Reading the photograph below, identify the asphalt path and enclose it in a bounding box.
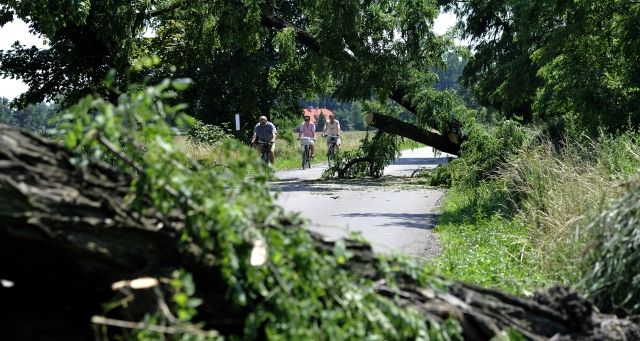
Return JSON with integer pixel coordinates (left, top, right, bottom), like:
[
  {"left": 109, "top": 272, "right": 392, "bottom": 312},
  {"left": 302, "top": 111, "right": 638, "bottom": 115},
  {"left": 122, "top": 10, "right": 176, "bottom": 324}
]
[{"left": 272, "top": 147, "right": 452, "bottom": 259}]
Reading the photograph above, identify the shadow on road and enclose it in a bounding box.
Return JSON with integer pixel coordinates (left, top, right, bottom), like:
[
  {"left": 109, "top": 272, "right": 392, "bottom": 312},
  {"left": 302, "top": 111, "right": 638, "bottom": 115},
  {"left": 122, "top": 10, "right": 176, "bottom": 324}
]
[
  {"left": 338, "top": 212, "right": 439, "bottom": 229},
  {"left": 272, "top": 176, "right": 426, "bottom": 193},
  {"left": 391, "top": 157, "right": 451, "bottom": 166}
]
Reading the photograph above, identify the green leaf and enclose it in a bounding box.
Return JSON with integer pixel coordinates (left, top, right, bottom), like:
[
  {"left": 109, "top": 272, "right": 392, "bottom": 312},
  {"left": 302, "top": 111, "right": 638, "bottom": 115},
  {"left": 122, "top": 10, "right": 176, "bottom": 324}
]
[
  {"left": 171, "top": 78, "right": 192, "bottom": 91},
  {"left": 64, "top": 131, "right": 77, "bottom": 148}
]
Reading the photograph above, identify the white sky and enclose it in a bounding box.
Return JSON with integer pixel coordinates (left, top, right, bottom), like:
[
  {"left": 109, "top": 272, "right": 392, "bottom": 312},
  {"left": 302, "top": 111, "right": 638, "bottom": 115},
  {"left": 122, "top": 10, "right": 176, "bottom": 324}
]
[
  {"left": 433, "top": 11, "right": 456, "bottom": 36},
  {"left": 0, "top": 12, "right": 457, "bottom": 101},
  {"left": 0, "top": 18, "right": 47, "bottom": 100}
]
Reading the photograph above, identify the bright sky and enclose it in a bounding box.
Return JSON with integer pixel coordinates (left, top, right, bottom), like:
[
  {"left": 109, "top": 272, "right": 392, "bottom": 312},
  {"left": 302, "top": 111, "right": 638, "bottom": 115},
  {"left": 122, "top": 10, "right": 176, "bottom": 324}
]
[
  {"left": 433, "top": 11, "right": 456, "bottom": 36},
  {"left": 0, "top": 12, "right": 457, "bottom": 101},
  {"left": 0, "top": 18, "right": 47, "bottom": 100}
]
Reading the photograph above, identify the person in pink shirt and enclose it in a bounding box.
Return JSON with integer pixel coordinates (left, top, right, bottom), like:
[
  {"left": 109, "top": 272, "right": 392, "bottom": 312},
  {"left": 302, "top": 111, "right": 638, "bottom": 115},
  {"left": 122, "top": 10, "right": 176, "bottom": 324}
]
[{"left": 297, "top": 115, "right": 316, "bottom": 158}]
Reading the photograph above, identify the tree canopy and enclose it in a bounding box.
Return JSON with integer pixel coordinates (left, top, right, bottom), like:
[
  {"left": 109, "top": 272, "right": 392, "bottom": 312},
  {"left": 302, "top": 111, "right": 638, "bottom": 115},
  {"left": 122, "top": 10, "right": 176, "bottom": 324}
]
[
  {"left": 444, "top": 0, "right": 640, "bottom": 134},
  {"left": 1, "top": 0, "right": 459, "bottom": 136}
]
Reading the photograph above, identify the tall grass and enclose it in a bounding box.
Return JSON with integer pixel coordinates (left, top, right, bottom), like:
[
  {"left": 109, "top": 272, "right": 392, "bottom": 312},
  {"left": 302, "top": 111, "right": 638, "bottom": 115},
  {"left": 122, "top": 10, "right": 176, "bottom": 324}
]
[{"left": 431, "top": 130, "right": 640, "bottom": 295}]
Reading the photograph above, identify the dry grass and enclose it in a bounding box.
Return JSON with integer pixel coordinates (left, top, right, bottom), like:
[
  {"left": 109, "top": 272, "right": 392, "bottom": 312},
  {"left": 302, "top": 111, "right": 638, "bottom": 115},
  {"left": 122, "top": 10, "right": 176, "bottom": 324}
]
[{"left": 499, "top": 137, "right": 640, "bottom": 282}]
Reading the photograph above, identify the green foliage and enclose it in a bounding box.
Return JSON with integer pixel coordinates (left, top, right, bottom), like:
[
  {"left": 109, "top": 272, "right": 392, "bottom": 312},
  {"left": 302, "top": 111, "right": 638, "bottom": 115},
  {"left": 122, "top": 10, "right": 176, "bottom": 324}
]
[
  {"left": 433, "top": 125, "right": 640, "bottom": 296},
  {"left": 323, "top": 130, "right": 401, "bottom": 178},
  {"left": 439, "top": 118, "right": 533, "bottom": 190},
  {"left": 445, "top": 0, "right": 640, "bottom": 133},
  {"left": 433, "top": 50, "right": 476, "bottom": 109},
  {"left": 582, "top": 180, "right": 640, "bottom": 314},
  {"left": 592, "top": 130, "right": 640, "bottom": 179},
  {"left": 1, "top": 0, "right": 149, "bottom": 107},
  {"left": 271, "top": 116, "right": 297, "bottom": 145},
  {"left": 56, "top": 72, "right": 462, "bottom": 339},
  {"left": 0, "top": 97, "right": 59, "bottom": 133},
  {"left": 187, "top": 120, "right": 231, "bottom": 146},
  {"left": 431, "top": 187, "right": 547, "bottom": 295},
  {"left": 416, "top": 159, "right": 453, "bottom": 188},
  {"left": 1, "top": 1, "right": 450, "bottom": 143}
]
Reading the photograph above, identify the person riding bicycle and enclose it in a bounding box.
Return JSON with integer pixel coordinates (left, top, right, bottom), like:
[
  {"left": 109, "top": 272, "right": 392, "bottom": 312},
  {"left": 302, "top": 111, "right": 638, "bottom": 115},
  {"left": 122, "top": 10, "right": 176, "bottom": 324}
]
[
  {"left": 322, "top": 114, "right": 341, "bottom": 151},
  {"left": 251, "top": 115, "right": 276, "bottom": 163},
  {"left": 297, "top": 115, "right": 316, "bottom": 158}
]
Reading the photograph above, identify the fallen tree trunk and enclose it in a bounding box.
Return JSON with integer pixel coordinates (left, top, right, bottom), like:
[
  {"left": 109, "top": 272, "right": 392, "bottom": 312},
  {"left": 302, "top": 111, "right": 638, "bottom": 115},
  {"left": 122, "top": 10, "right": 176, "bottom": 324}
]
[
  {"left": 0, "top": 125, "right": 637, "bottom": 340},
  {"left": 366, "top": 111, "right": 461, "bottom": 156}
]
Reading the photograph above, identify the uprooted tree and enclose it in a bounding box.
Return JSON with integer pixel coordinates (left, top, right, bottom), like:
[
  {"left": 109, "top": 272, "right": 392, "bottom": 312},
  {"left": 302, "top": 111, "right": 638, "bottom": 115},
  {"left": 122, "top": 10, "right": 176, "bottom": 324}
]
[{"left": 1, "top": 77, "right": 638, "bottom": 340}]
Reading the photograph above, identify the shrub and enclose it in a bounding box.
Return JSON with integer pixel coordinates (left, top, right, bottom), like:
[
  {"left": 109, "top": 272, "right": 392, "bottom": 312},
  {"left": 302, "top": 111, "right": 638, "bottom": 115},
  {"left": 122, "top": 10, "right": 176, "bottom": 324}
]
[
  {"left": 187, "top": 120, "right": 231, "bottom": 145},
  {"left": 425, "top": 118, "right": 533, "bottom": 193},
  {"left": 322, "top": 130, "right": 401, "bottom": 178},
  {"left": 581, "top": 179, "right": 640, "bottom": 314}
]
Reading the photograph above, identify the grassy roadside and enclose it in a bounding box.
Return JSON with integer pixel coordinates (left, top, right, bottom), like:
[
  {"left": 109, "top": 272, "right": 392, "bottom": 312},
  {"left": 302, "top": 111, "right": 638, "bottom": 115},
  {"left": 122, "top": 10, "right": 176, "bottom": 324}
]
[
  {"left": 426, "top": 131, "right": 640, "bottom": 296},
  {"left": 175, "top": 131, "right": 367, "bottom": 171},
  {"left": 273, "top": 131, "right": 366, "bottom": 170},
  {"left": 176, "top": 131, "right": 424, "bottom": 172}
]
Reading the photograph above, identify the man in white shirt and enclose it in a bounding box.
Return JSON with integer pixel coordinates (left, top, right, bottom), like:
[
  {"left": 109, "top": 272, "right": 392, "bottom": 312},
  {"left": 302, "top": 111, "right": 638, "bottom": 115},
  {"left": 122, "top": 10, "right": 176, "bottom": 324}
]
[
  {"left": 251, "top": 116, "right": 277, "bottom": 163},
  {"left": 322, "top": 114, "right": 341, "bottom": 150}
]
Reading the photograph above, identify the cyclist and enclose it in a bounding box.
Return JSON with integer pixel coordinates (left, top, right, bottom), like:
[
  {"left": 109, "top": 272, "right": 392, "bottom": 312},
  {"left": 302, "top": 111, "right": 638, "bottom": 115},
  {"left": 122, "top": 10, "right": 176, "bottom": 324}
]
[
  {"left": 322, "top": 113, "right": 341, "bottom": 151},
  {"left": 297, "top": 115, "right": 316, "bottom": 158},
  {"left": 251, "top": 115, "right": 276, "bottom": 163}
]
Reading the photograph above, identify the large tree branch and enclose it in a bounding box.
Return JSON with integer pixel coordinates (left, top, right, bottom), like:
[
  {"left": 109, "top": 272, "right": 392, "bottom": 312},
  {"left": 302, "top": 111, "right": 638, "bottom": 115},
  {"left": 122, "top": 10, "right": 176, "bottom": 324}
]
[
  {"left": 367, "top": 111, "right": 461, "bottom": 155},
  {"left": 259, "top": 11, "right": 321, "bottom": 52}
]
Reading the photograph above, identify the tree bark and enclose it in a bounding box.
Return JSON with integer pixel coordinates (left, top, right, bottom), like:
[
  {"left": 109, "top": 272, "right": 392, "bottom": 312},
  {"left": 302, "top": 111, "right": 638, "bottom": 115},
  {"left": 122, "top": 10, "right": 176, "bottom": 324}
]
[
  {"left": 367, "top": 111, "right": 461, "bottom": 156},
  {"left": 1, "top": 125, "right": 637, "bottom": 340}
]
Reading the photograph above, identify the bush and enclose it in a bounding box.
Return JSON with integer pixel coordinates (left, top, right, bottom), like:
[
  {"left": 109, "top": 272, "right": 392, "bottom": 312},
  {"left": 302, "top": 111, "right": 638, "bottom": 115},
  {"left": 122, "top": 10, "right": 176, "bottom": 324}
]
[
  {"left": 322, "top": 130, "right": 401, "bottom": 178},
  {"left": 187, "top": 120, "right": 231, "bottom": 145},
  {"left": 424, "top": 118, "right": 533, "bottom": 194},
  {"left": 582, "top": 179, "right": 640, "bottom": 314},
  {"left": 416, "top": 163, "right": 453, "bottom": 187}
]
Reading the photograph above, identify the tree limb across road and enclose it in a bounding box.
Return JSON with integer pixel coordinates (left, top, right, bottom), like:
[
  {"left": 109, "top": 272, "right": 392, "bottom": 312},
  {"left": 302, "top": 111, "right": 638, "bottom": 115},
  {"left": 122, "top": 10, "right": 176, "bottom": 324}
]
[
  {"left": 0, "top": 124, "right": 636, "bottom": 339},
  {"left": 367, "top": 111, "right": 461, "bottom": 156}
]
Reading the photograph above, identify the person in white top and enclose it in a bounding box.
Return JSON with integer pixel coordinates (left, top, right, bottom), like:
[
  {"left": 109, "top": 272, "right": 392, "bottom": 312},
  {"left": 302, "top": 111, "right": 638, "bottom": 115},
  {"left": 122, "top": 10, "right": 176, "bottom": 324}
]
[
  {"left": 322, "top": 114, "right": 341, "bottom": 150},
  {"left": 297, "top": 115, "right": 316, "bottom": 158}
]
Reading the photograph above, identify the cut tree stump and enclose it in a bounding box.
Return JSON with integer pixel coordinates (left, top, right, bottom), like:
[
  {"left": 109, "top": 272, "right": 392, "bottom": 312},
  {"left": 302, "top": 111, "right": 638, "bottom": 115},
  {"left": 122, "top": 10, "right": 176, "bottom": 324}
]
[{"left": 0, "top": 124, "right": 637, "bottom": 340}]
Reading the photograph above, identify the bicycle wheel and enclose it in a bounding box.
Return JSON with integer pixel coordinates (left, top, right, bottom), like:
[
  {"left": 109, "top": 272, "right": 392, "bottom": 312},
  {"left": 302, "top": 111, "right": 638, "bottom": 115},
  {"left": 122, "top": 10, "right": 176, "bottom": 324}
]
[
  {"left": 302, "top": 146, "right": 308, "bottom": 169},
  {"left": 260, "top": 144, "right": 270, "bottom": 163},
  {"left": 327, "top": 144, "right": 335, "bottom": 167}
]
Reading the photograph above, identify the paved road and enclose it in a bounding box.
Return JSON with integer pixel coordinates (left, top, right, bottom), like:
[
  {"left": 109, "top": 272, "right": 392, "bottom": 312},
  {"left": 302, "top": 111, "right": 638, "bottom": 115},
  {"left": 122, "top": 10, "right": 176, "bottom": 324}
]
[{"left": 272, "top": 147, "right": 452, "bottom": 259}]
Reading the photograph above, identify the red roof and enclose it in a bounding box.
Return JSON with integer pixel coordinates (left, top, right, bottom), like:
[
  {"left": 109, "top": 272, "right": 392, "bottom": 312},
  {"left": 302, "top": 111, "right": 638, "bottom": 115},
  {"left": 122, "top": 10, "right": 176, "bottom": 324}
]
[{"left": 302, "top": 108, "right": 334, "bottom": 124}]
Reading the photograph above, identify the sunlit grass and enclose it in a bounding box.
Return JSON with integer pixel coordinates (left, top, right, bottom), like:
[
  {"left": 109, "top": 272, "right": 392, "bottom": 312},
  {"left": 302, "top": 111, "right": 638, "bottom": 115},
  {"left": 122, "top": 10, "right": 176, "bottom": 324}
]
[
  {"left": 430, "top": 132, "right": 640, "bottom": 295},
  {"left": 176, "top": 130, "right": 426, "bottom": 171},
  {"left": 175, "top": 131, "right": 379, "bottom": 171},
  {"left": 274, "top": 131, "right": 367, "bottom": 170}
]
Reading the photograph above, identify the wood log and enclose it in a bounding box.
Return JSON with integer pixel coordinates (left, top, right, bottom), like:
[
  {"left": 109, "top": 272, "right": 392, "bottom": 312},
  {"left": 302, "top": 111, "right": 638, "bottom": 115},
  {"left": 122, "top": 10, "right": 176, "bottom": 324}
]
[
  {"left": 366, "top": 111, "right": 461, "bottom": 156},
  {"left": 1, "top": 124, "right": 637, "bottom": 340}
]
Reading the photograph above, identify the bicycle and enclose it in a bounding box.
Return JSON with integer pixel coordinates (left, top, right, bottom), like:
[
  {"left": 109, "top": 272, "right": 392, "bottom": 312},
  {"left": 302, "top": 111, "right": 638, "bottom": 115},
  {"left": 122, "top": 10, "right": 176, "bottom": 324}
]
[
  {"left": 325, "top": 134, "right": 339, "bottom": 167},
  {"left": 299, "top": 137, "right": 315, "bottom": 169},
  {"left": 256, "top": 141, "right": 272, "bottom": 164}
]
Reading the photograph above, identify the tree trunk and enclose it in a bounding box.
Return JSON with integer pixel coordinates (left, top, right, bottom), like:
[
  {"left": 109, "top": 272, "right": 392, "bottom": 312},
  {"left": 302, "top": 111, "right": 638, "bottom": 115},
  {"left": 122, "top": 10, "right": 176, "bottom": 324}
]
[
  {"left": 366, "top": 111, "right": 461, "bottom": 156},
  {"left": 1, "top": 125, "right": 637, "bottom": 340}
]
